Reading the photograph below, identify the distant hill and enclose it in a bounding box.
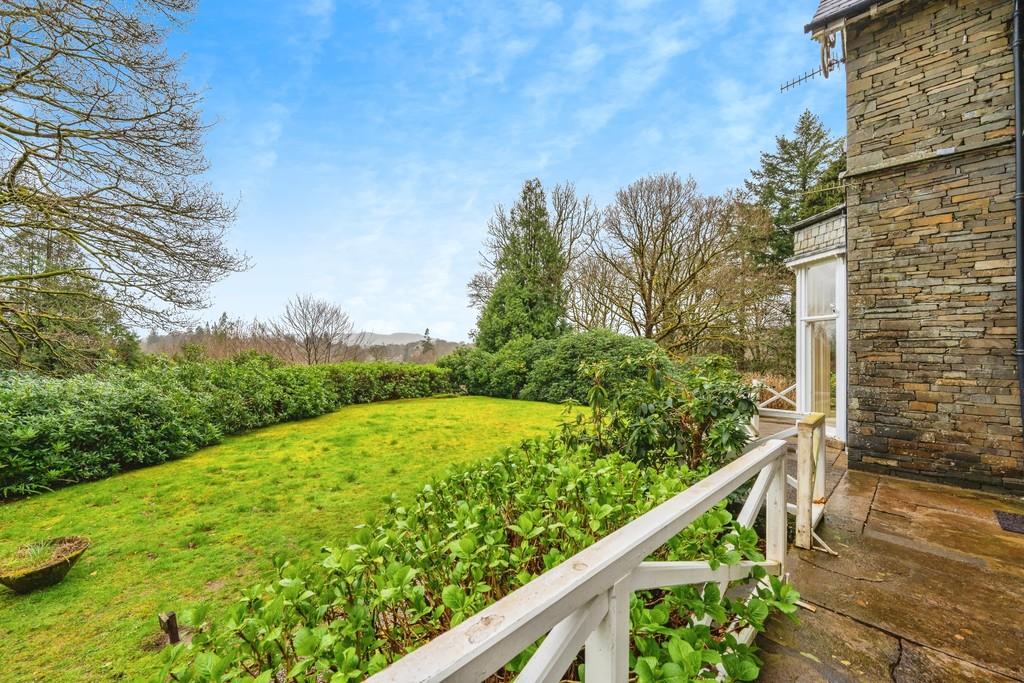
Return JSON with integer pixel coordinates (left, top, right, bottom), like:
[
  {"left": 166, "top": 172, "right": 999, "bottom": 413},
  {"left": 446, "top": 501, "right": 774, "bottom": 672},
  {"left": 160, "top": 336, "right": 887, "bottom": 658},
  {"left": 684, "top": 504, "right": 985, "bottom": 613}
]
[
  {"left": 355, "top": 332, "right": 430, "bottom": 347},
  {"left": 357, "top": 332, "right": 466, "bottom": 363}
]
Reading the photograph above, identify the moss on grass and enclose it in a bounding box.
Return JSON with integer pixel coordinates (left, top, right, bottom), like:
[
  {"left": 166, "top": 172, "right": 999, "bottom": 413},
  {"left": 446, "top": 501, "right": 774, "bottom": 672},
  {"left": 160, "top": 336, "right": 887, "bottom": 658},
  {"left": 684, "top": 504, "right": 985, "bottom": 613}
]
[{"left": 0, "top": 396, "right": 565, "bottom": 682}]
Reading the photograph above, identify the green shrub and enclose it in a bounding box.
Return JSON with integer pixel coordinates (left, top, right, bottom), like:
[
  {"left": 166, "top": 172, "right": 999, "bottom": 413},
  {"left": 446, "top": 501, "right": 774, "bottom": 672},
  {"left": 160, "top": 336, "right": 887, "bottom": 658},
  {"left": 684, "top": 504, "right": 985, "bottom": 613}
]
[
  {"left": 153, "top": 437, "right": 798, "bottom": 682},
  {"left": 520, "top": 329, "right": 668, "bottom": 403},
  {"left": 164, "top": 356, "right": 287, "bottom": 433},
  {"left": 0, "top": 359, "right": 452, "bottom": 499},
  {"left": 439, "top": 330, "right": 670, "bottom": 403},
  {"left": 434, "top": 345, "right": 489, "bottom": 394},
  {"left": 0, "top": 368, "right": 214, "bottom": 498},
  {"left": 565, "top": 353, "right": 757, "bottom": 468},
  {"left": 323, "top": 363, "right": 450, "bottom": 404}
]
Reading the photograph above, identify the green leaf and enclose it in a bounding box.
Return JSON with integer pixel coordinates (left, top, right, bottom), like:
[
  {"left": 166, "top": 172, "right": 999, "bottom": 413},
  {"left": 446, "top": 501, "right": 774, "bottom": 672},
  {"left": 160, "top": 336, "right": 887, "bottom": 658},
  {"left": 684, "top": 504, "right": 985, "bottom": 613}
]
[
  {"left": 667, "top": 637, "right": 693, "bottom": 663},
  {"left": 441, "top": 584, "right": 466, "bottom": 611},
  {"left": 293, "top": 627, "right": 319, "bottom": 657},
  {"left": 634, "top": 657, "right": 657, "bottom": 683},
  {"left": 191, "top": 652, "right": 224, "bottom": 681},
  {"left": 746, "top": 597, "right": 770, "bottom": 626},
  {"left": 724, "top": 654, "right": 760, "bottom": 682}
]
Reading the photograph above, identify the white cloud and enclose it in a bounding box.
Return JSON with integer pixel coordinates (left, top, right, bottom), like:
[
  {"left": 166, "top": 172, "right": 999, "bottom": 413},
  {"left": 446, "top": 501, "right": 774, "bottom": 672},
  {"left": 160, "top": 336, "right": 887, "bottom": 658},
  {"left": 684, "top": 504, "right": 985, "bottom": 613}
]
[
  {"left": 619, "top": 0, "right": 660, "bottom": 10},
  {"left": 568, "top": 43, "right": 603, "bottom": 72},
  {"left": 638, "top": 126, "right": 663, "bottom": 146},
  {"left": 566, "top": 20, "right": 693, "bottom": 143},
  {"left": 199, "top": 0, "right": 847, "bottom": 339}
]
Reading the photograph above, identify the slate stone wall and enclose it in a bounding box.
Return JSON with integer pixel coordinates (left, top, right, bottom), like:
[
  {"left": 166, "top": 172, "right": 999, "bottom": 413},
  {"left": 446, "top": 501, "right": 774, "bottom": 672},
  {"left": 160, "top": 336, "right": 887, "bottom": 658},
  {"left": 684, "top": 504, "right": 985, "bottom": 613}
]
[
  {"left": 793, "top": 212, "right": 846, "bottom": 257},
  {"left": 843, "top": 0, "right": 1023, "bottom": 491}
]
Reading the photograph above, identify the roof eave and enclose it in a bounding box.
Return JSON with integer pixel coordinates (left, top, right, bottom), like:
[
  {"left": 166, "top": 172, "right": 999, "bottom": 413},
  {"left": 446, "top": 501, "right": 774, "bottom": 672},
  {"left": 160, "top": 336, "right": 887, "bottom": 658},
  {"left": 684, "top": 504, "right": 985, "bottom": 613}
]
[
  {"left": 803, "top": 0, "right": 883, "bottom": 34},
  {"left": 787, "top": 204, "right": 846, "bottom": 232}
]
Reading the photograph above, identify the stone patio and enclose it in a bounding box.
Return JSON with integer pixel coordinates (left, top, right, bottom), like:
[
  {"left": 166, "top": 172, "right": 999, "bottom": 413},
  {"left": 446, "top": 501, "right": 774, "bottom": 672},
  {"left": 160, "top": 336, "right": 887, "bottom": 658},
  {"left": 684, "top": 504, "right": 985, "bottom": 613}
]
[{"left": 757, "top": 451, "right": 1024, "bottom": 682}]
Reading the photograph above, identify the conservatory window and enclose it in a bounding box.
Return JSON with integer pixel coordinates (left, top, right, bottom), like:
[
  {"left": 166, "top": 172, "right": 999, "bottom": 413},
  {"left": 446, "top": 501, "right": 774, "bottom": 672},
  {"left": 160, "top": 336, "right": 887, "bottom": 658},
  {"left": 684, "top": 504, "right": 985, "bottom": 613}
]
[{"left": 795, "top": 253, "right": 846, "bottom": 441}]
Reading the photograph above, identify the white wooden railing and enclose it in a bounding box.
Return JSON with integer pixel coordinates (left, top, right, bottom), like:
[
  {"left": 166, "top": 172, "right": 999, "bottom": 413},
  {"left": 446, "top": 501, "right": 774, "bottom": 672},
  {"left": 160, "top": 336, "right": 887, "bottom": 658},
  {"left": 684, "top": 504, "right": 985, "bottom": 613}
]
[
  {"left": 752, "top": 380, "right": 799, "bottom": 421},
  {"left": 794, "top": 412, "right": 828, "bottom": 549},
  {"left": 365, "top": 437, "right": 796, "bottom": 683},
  {"left": 366, "top": 411, "right": 832, "bottom": 683},
  {"left": 749, "top": 411, "right": 830, "bottom": 551}
]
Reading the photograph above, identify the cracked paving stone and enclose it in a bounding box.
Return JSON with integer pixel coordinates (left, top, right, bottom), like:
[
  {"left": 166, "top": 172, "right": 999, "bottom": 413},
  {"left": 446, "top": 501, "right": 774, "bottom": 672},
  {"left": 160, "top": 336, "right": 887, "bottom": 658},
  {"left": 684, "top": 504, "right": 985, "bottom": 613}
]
[{"left": 758, "top": 468, "right": 1024, "bottom": 681}]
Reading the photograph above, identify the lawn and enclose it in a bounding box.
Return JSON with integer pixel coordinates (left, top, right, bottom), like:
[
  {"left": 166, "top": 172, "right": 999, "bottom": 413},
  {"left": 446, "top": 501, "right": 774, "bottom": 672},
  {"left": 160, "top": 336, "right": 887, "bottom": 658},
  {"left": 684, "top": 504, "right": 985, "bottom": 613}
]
[{"left": 0, "top": 396, "right": 566, "bottom": 682}]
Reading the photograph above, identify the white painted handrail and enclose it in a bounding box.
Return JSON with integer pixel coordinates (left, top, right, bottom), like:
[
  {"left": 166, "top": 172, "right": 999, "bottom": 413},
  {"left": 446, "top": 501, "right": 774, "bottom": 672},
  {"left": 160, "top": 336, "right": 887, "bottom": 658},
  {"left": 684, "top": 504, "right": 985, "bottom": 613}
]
[
  {"left": 365, "top": 438, "right": 790, "bottom": 683},
  {"left": 753, "top": 380, "right": 797, "bottom": 410},
  {"left": 749, "top": 380, "right": 803, "bottom": 423}
]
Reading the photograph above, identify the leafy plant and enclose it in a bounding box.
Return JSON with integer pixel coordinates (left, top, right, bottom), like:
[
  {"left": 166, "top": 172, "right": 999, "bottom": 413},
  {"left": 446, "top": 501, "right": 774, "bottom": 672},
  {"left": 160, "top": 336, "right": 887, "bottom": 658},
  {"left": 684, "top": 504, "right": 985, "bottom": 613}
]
[
  {"left": 155, "top": 434, "right": 796, "bottom": 682},
  {"left": 563, "top": 353, "right": 757, "bottom": 469}
]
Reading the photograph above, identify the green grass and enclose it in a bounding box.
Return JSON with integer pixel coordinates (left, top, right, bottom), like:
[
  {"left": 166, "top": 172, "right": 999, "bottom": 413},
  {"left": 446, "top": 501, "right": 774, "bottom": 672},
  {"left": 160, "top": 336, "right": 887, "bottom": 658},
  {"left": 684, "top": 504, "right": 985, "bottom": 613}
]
[{"left": 0, "top": 396, "right": 566, "bottom": 682}]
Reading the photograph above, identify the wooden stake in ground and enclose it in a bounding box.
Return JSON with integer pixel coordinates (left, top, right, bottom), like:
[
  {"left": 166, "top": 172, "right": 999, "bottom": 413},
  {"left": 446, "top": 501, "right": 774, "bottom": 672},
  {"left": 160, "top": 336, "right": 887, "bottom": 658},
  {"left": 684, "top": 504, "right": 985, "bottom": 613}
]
[{"left": 159, "top": 612, "right": 180, "bottom": 644}]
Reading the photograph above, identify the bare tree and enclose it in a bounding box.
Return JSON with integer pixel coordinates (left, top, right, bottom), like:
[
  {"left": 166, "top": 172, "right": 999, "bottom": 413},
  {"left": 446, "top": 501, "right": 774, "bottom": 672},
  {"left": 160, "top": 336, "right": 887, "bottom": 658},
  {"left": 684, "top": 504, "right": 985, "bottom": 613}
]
[
  {"left": 466, "top": 271, "right": 495, "bottom": 311},
  {"left": 270, "top": 295, "right": 357, "bottom": 365},
  {"left": 549, "top": 182, "right": 599, "bottom": 273},
  {"left": 565, "top": 254, "right": 624, "bottom": 331},
  {"left": 589, "top": 174, "right": 750, "bottom": 353},
  {"left": 0, "top": 0, "right": 245, "bottom": 367}
]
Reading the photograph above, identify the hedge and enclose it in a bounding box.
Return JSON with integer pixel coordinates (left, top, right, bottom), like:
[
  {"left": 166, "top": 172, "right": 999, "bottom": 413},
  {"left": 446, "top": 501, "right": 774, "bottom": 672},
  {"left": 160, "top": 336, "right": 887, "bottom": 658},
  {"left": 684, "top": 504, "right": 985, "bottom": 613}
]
[
  {"left": 0, "top": 357, "right": 451, "bottom": 499},
  {"left": 438, "top": 329, "right": 672, "bottom": 403}
]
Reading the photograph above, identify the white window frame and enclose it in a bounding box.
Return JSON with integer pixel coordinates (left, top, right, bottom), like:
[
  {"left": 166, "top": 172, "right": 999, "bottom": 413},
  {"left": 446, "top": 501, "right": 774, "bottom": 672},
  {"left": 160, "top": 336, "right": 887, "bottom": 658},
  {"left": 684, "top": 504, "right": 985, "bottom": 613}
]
[{"left": 792, "top": 248, "right": 847, "bottom": 442}]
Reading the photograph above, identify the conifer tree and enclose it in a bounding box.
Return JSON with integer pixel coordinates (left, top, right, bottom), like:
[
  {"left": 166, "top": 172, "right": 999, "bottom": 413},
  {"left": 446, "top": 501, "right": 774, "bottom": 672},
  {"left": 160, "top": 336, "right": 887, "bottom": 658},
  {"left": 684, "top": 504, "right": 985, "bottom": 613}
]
[
  {"left": 745, "top": 110, "right": 845, "bottom": 264},
  {"left": 474, "top": 179, "right": 568, "bottom": 351}
]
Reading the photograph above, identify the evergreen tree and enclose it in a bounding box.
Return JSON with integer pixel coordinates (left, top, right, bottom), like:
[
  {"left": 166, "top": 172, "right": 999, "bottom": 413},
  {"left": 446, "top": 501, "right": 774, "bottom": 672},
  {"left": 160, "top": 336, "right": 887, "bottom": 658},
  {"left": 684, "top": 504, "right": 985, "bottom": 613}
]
[
  {"left": 745, "top": 110, "right": 845, "bottom": 264},
  {"left": 1, "top": 228, "right": 140, "bottom": 372},
  {"left": 419, "top": 328, "right": 435, "bottom": 361},
  {"left": 474, "top": 179, "right": 568, "bottom": 351}
]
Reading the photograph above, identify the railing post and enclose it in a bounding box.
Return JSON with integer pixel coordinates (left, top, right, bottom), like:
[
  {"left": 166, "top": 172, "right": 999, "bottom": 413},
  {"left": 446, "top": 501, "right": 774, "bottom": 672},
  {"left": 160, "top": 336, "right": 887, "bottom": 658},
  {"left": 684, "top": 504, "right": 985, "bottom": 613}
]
[
  {"left": 814, "top": 418, "right": 827, "bottom": 505},
  {"left": 765, "top": 459, "right": 787, "bottom": 575},
  {"left": 795, "top": 413, "right": 824, "bottom": 549},
  {"left": 749, "top": 381, "right": 762, "bottom": 438},
  {"left": 584, "top": 578, "right": 630, "bottom": 683}
]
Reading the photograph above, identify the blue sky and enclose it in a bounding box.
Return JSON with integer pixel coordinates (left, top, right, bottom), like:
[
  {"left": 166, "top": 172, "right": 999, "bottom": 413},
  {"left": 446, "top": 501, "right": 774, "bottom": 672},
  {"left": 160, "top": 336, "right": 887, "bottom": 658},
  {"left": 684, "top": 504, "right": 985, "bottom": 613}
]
[{"left": 170, "top": 0, "right": 845, "bottom": 341}]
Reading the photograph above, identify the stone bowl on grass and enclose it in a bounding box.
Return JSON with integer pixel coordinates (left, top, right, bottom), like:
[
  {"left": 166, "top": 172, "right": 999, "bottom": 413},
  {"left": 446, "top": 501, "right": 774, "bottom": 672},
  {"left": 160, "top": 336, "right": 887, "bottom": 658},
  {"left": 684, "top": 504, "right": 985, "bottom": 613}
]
[{"left": 0, "top": 536, "right": 90, "bottom": 594}]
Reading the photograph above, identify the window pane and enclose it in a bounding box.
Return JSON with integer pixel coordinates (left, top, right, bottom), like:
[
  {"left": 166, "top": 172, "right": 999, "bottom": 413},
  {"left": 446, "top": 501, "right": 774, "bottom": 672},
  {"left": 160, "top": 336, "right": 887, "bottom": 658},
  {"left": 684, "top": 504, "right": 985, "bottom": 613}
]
[
  {"left": 809, "top": 319, "right": 836, "bottom": 421},
  {"left": 806, "top": 260, "right": 836, "bottom": 316}
]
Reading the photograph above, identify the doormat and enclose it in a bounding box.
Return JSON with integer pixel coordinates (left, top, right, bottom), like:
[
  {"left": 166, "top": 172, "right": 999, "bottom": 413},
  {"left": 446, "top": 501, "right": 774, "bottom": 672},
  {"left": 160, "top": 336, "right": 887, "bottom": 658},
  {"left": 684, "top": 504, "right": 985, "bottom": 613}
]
[{"left": 995, "top": 510, "right": 1024, "bottom": 534}]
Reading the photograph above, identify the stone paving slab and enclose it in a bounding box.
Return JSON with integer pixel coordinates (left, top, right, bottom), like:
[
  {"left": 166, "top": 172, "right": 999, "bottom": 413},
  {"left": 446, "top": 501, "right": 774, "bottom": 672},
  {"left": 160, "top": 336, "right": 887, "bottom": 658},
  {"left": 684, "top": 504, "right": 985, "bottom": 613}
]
[
  {"left": 758, "top": 468, "right": 1024, "bottom": 682},
  {"left": 759, "top": 606, "right": 1020, "bottom": 683},
  {"left": 759, "top": 607, "right": 897, "bottom": 682},
  {"left": 866, "top": 477, "right": 1024, "bottom": 577}
]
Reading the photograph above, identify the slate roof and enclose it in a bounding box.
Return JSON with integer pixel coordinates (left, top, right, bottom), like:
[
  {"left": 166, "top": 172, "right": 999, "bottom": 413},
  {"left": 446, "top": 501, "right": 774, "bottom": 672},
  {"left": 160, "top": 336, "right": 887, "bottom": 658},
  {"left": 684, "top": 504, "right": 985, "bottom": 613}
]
[
  {"left": 804, "top": 0, "right": 880, "bottom": 32},
  {"left": 787, "top": 203, "right": 846, "bottom": 232}
]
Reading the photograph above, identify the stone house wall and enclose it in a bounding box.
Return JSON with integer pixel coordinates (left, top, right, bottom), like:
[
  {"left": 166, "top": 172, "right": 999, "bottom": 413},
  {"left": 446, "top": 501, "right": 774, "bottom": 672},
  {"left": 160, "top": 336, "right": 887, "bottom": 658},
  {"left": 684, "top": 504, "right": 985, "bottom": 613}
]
[{"left": 843, "top": 0, "right": 1023, "bottom": 491}]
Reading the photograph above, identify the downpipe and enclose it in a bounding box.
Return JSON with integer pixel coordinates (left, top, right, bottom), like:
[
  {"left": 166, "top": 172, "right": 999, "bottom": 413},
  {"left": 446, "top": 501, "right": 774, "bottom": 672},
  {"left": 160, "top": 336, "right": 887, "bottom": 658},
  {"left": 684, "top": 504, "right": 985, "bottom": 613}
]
[{"left": 1014, "top": 0, "right": 1024, "bottom": 430}]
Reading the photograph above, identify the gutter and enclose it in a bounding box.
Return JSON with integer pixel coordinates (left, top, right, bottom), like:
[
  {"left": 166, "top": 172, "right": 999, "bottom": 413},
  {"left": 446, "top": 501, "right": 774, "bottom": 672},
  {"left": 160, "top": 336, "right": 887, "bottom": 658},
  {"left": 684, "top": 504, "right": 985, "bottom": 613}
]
[
  {"left": 805, "top": 0, "right": 878, "bottom": 33},
  {"left": 1014, "top": 0, "right": 1024, "bottom": 429}
]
